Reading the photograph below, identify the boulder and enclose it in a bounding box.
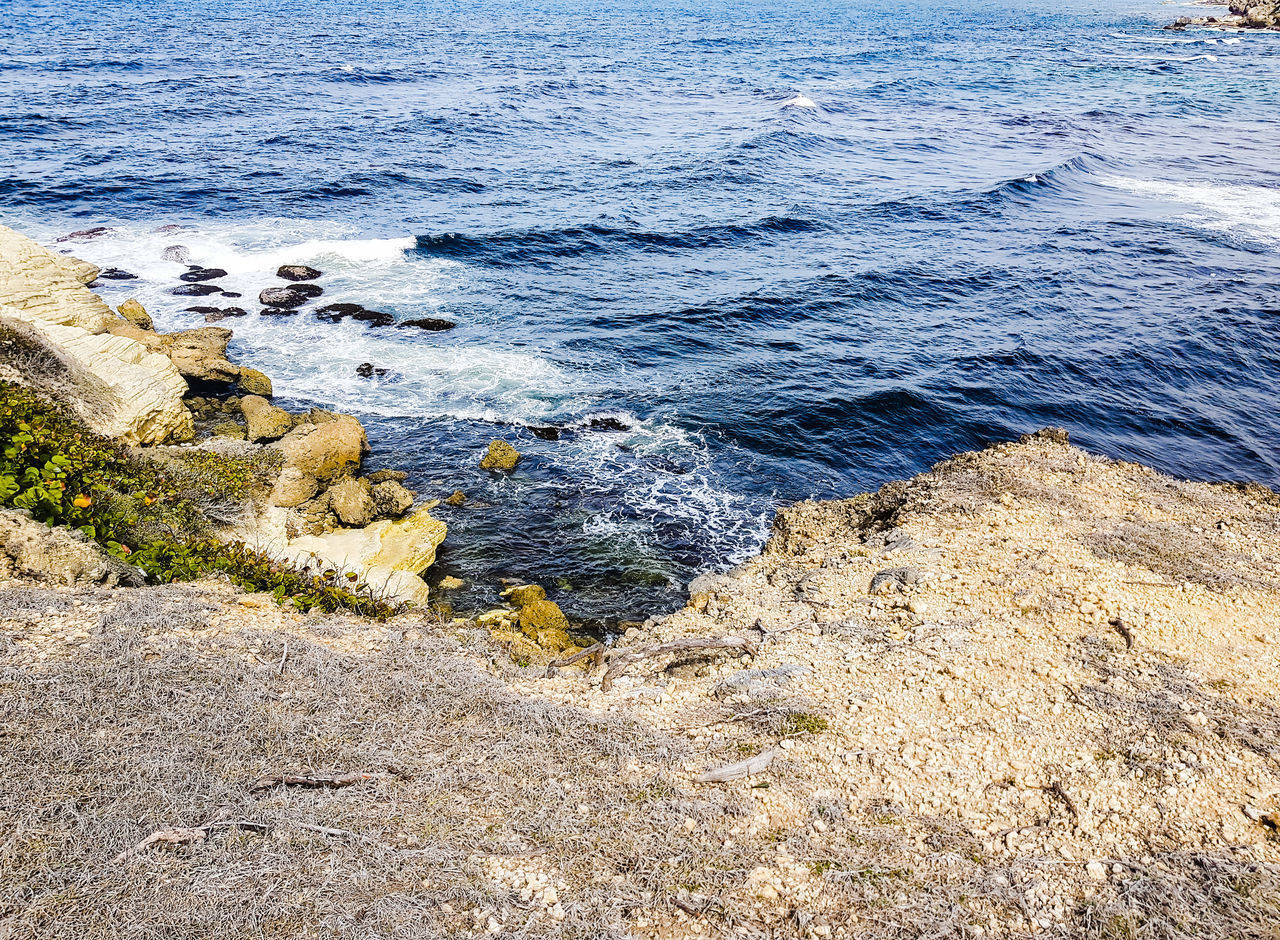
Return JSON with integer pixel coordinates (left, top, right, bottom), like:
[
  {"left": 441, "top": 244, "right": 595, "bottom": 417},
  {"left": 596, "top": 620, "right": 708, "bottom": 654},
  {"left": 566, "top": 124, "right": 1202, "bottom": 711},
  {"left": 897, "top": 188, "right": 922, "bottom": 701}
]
[
  {"left": 502, "top": 584, "right": 546, "bottom": 608},
  {"left": 277, "top": 264, "right": 321, "bottom": 281},
  {"left": 315, "top": 303, "right": 364, "bottom": 321},
  {"left": 366, "top": 469, "right": 407, "bottom": 483},
  {"left": 269, "top": 466, "right": 319, "bottom": 508},
  {"left": 259, "top": 286, "right": 313, "bottom": 308},
  {"left": 0, "top": 509, "right": 144, "bottom": 587},
  {"left": 117, "top": 299, "right": 153, "bottom": 330},
  {"left": 372, "top": 479, "right": 414, "bottom": 517},
  {"left": 239, "top": 394, "right": 293, "bottom": 442},
  {"left": 327, "top": 477, "right": 377, "bottom": 526},
  {"left": 98, "top": 268, "right": 137, "bottom": 281},
  {"left": 211, "top": 420, "right": 246, "bottom": 440},
  {"left": 517, "top": 599, "right": 575, "bottom": 652},
  {"left": 351, "top": 310, "right": 394, "bottom": 326},
  {"left": 202, "top": 308, "right": 248, "bottom": 323},
  {"left": 0, "top": 224, "right": 116, "bottom": 332},
  {"left": 236, "top": 367, "right": 273, "bottom": 397},
  {"left": 156, "top": 326, "right": 239, "bottom": 383},
  {"left": 171, "top": 284, "right": 222, "bottom": 297},
  {"left": 480, "top": 439, "right": 521, "bottom": 471},
  {"left": 273, "top": 414, "right": 369, "bottom": 481},
  {"left": 0, "top": 305, "right": 192, "bottom": 445}
]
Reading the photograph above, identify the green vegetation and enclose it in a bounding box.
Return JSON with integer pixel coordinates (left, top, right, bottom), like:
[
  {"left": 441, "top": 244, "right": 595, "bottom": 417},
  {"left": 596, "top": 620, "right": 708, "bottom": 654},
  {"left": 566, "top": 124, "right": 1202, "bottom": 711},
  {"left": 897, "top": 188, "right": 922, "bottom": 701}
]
[
  {"left": 0, "top": 382, "right": 395, "bottom": 618},
  {"left": 780, "top": 711, "right": 829, "bottom": 736}
]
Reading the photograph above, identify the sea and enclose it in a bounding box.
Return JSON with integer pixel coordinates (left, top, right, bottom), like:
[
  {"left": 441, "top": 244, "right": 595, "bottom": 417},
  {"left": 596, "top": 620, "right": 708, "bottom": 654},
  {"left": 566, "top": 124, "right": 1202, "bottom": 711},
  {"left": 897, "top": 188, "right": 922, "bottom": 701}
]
[{"left": 2, "top": 0, "right": 1278, "bottom": 624}]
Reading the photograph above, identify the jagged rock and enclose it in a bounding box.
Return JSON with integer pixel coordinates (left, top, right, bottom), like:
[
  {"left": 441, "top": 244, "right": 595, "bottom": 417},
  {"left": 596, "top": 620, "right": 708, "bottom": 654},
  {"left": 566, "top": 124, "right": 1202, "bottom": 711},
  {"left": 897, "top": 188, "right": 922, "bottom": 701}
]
[
  {"left": 366, "top": 469, "right": 407, "bottom": 483},
  {"left": 277, "top": 264, "right": 321, "bottom": 281},
  {"left": 273, "top": 414, "right": 369, "bottom": 481},
  {"left": 117, "top": 299, "right": 153, "bottom": 330},
  {"left": 399, "top": 317, "right": 456, "bottom": 332},
  {"left": 269, "top": 466, "right": 319, "bottom": 508},
  {"left": 351, "top": 310, "right": 394, "bottom": 326},
  {"left": 327, "top": 477, "right": 376, "bottom": 526},
  {"left": 0, "top": 306, "right": 193, "bottom": 445},
  {"left": 0, "top": 224, "right": 115, "bottom": 332},
  {"left": 259, "top": 307, "right": 296, "bottom": 317},
  {"left": 502, "top": 584, "right": 546, "bottom": 608},
  {"left": 372, "top": 479, "right": 414, "bottom": 517},
  {"left": 315, "top": 303, "right": 363, "bottom": 321},
  {"left": 355, "top": 362, "right": 388, "bottom": 378},
  {"left": 0, "top": 509, "right": 144, "bottom": 587},
  {"left": 179, "top": 267, "right": 228, "bottom": 283},
  {"left": 236, "top": 367, "right": 272, "bottom": 397},
  {"left": 480, "top": 440, "right": 520, "bottom": 471},
  {"left": 239, "top": 394, "right": 293, "bottom": 442},
  {"left": 444, "top": 490, "right": 467, "bottom": 506},
  {"left": 202, "top": 308, "right": 248, "bottom": 323},
  {"left": 98, "top": 268, "right": 137, "bottom": 281}
]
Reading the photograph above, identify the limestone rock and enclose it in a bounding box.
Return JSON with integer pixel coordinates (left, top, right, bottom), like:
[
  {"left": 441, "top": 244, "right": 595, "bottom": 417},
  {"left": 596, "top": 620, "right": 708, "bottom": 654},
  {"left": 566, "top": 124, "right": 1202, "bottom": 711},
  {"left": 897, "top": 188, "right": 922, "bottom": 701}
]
[
  {"left": 480, "top": 439, "right": 520, "bottom": 471},
  {"left": 117, "top": 299, "right": 153, "bottom": 330},
  {"left": 0, "top": 305, "right": 193, "bottom": 445},
  {"left": 445, "top": 490, "right": 467, "bottom": 506},
  {"left": 502, "top": 584, "right": 546, "bottom": 608},
  {"left": 273, "top": 415, "right": 369, "bottom": 481},
  {"left": 284, "top": 505, "right": 448, "bottom": 605},
  {"left": 366, "top": 469, "right": 408, "bottom": 483},
  {"left": 0, "top": 509, "right": 143, "bottom": 587},
  {"left": 211, "top": 420, "right": 246, "bottom": 440},
  {"left": 236, "top": 367, "right": 273, "bottom": 397},
  {"left": 0, "top": 224, "right": 116, "bottom": 332},
  {"left": 328, "top": 477, "right": 376, "bottom": 527},
  {"left": 518, "top": 599, "right": 575, "bottom": 651},
  {"left": 269, "top": 466, "right": 319, "bottom": 508},
  {"left": 157, "top": 326, "right": 239, "bottom": 383},
  {"left": 239, "top": 394, "right": 294, "bottom": 442},
  {"left": 372, "top": 479, "right": 414, "bottom": 517},
  {"left": 439, "top": 575, "right": 465, "bottom": 590}
]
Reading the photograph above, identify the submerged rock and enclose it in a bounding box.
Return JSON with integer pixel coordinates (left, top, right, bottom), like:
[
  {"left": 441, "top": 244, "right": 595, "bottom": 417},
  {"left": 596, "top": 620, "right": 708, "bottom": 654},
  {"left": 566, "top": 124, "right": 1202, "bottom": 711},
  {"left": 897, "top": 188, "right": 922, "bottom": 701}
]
[
  {"left": 171, "top": 283, "right": 223, "bottom": 297},
  {"left": 55, "top": 226, "right": 113, "bottom": 243},
  {"left": 202, "top": 307, "right": 248, "bottom": 323},
  {"left": 259, "top": 307, "right": 297, "bottom": 317},
  {"left": 277, "top": 264, "right": 322, "bottom": 281},
  {"left": 479, "top": 439, "right": 521, "bottom": 471},
  {"left": 355, "top": 362, "right": 388, "bottom": 378},
  {"left": 315, "top": 303, "right": 363, "bottom": 321},
  {"left": 444, "top": 490, "right": 467, "bottom": 506},
  {"left": 98, "top": 267, "right": 138, "bottom": 281},
  {"left": 399, "top": 317, "right": 456, "bottom": 332},
  {"left": 351, "top": 310, "right": 394, "bottom": 326}
]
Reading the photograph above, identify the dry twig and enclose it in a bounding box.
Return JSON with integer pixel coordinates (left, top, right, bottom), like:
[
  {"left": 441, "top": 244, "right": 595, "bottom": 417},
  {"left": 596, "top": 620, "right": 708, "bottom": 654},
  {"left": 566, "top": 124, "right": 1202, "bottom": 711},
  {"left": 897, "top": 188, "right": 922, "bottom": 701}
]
[
  {"left": 250, "top": 772, "right": 377, "bottom": 792},
  {"left": 601, "top": 636, "right": 757, "bottom": 691},
  {"left": 696, "top": 748, "right": 777, "bottom": 783}
]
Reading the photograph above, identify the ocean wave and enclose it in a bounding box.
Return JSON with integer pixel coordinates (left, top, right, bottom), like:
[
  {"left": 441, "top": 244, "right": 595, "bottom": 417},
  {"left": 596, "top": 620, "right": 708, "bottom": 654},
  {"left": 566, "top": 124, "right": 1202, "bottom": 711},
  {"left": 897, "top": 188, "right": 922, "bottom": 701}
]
[
  {"left": 413, "top": 215, "right": 826, "bottom": 266},
  {"left": 1098, "top": 176, "right": 1280, "bottom": 246}
]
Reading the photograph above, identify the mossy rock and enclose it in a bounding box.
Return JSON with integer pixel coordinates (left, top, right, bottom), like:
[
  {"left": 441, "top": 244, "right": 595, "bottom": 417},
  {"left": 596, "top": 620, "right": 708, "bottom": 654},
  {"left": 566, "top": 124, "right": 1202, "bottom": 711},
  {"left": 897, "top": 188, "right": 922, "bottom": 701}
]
[
  {"left": 479, "top": 440, "right": 520, "bottom": 471},
  {"left": 518, "top": 599, "right": 574, "bottom": 651}
]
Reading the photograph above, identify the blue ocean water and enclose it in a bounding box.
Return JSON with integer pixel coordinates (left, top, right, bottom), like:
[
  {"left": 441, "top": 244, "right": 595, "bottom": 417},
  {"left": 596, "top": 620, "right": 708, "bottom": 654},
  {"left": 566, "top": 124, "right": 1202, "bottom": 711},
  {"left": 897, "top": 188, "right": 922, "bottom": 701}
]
[{"left": 2, "top": 0, "right": 1279, "bottom": 622}]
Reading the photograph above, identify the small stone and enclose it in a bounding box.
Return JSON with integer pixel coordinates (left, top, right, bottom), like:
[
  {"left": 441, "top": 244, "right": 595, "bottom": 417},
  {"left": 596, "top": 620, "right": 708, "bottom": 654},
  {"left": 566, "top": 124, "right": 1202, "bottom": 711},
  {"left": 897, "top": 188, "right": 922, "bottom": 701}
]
[
  {"left": 1086, "top": 861, "right": 1108, "bottom": 881},
  {"left": 480, "top": 440, "right": 520, "bottom": 471},
  {"left": 439, "top": 576, "right": 465, "bottom": 590},
  {"left": 445, "top": 490, "right": 467, "bottom": 506}
]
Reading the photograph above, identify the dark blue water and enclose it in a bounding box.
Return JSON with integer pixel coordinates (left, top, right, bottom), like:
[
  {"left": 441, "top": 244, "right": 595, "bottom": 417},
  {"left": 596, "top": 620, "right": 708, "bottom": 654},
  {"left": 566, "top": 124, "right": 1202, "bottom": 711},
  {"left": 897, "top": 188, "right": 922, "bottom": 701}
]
[{"left": 3, "top": 0, "right": 1279, "bottom": 622}]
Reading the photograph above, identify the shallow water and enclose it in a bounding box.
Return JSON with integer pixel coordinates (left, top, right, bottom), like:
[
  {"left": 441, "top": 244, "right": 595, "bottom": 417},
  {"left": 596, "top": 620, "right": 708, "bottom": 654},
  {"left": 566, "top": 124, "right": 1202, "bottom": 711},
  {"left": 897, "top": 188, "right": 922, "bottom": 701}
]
[{"left": 3, "top": 0, "right": 1279, "bottom": 621}]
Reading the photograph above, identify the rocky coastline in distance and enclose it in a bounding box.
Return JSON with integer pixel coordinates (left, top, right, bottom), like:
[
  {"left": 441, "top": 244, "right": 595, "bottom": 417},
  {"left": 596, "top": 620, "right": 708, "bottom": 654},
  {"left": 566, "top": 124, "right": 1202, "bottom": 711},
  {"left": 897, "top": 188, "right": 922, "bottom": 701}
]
[
  {"left": 1165, "top": 0, "right": 1280, "bottom": 30},
  {"left": 3, "top": 222, "right": 1280, "bottom": 936}
]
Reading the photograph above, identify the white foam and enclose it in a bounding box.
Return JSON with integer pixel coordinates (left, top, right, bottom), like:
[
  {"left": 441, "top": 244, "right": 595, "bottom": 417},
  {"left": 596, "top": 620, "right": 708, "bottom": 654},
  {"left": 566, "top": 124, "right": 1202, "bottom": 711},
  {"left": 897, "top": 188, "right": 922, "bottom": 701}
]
[
  {"left": 783, "top": 94, "right": 819, "bottom": 110},
  {"left": 1099, "top": 176, "right": 1280, "bottom": 245}
]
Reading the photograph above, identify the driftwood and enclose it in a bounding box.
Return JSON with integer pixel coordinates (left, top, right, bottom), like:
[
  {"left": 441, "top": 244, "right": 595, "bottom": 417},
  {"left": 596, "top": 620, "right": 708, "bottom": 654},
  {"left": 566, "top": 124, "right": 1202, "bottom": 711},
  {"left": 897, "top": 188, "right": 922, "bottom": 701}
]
[
  {"left": 545, "top": 642, "right": 606, "bottom": 677},
  {"left": 601, "top": 636, "right": 758, "bottom": 691},
  {"left": 113, "top": 820, "right": 272, "bottom": 863},
  {"left": 695, "top": 748, "right": 777, "bottom": 783},
  {"left": 250, "top": 772, "right": 377, "bottom": 792}
]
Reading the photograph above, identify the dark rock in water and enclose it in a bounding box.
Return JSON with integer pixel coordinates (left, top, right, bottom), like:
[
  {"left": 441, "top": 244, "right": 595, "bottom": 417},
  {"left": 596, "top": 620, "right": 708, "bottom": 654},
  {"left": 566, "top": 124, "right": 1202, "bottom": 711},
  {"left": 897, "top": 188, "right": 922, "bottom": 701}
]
[
  {"left": 98, "top": 267, "right": 138, "bottom": 280},
  {"left": 399, "top": 317, "right": 457, "bottom": 332},
  {"left": 154, "top": 223, "right": 185, "bottom": 234},
  {"left": 220, "top": 291, "right": 241, "bottom": 298},
  {"left": 351, "top": 310, "right": 395, "bottom": 326},
  {"left": 277, "top": 264, "right": 322, "bottom": 281},
  {"left": 584, "top": 416, "right": 630, "bottom": 432},
  {"left": 260, "top": 307, "right": 297, "bottom": 317},
  {"left": 530, "top": 426, "right": 562, "bottom": 441},
  {"left": 290, "top": 283, "right": 324, "bottom": 298},
  {"left": 55, "top": 226, "right": 112, "bottom": 243},
  {"left": 202, "top": 307, "right": 248, "bottom": 323},
  {"left": 162, "top": 245, "right": 191, "bottom": 263},
  {"left": 315, "top": 303, "right": 363, "bottom": 322},
  {"left": 171, "top": 283, "right": 223, "bottom": 297},
  {"left": 355, "top": 362, "right": 389, "bottom": 378},
  {"left": 184, "top": 306, "right": 221, "bottom": 314},
  {"left": 180, "top": 267, "right": 229, "bottom": 283},
  {"left": 258, "top": 286, "right": 312, "bottom": 308}
]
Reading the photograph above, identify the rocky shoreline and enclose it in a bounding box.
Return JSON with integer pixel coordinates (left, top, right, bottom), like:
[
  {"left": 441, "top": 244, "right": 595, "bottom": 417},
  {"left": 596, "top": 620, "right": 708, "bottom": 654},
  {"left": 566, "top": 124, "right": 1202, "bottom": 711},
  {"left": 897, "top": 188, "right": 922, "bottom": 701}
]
[
  {"left": 1165, "top": 0, "right": 1280, "bottom": 30},
  {"left": 3, "top": 226, "right": 1280, "bottom": 937}
]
